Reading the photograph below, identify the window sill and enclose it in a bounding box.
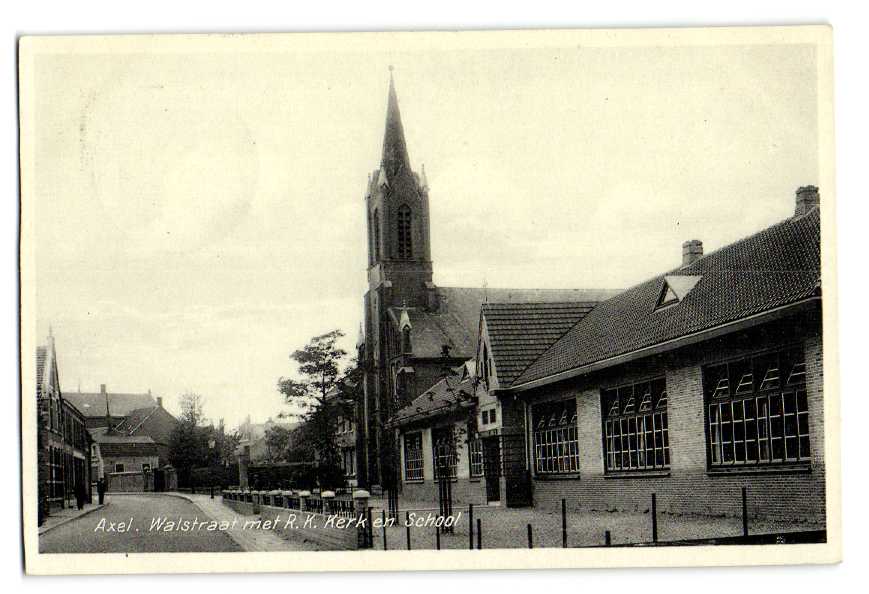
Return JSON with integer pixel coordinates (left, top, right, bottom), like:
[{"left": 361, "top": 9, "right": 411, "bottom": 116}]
[
  {"left": 707, "top": 464, "right": 812, "bottom": 477},
  {"left": 604, "top": 470, "right": 671, "bottom": 479},
  {"left": 533, "top": 473, "right": 580, "bottom": 481},
  {"left": 404, "top": 479, "right": 425, "bottom": 484},
  {"left": 469, "top": 477, "right": 482, "bottom": 483}
]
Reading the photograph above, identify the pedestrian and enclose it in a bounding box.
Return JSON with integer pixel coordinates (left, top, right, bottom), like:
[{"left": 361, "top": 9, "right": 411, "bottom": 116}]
[
  {"left": 97, "top": 477, "right": 106, "bottom": 505},
  {"left": 75, "top": 482, "right": 86, "bottom": 510}
]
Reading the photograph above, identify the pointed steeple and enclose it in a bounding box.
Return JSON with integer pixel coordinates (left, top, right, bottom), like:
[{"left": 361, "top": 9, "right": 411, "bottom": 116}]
[{"left": 381, "top": 67, "right": 411, "bottom": 180}]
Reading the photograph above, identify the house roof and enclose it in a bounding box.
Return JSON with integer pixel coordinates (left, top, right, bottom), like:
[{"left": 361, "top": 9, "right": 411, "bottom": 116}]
[
  {"left": 390, "top": 363, "right": 482, "bottom": 427},
  {"left": 99, "top": 441, "right": 160, "bottom": 459},
  {"left": 90, "top": 426, "right": 157, "bottom": 444},
  {"left": 513, "top": 208, "right": 821, "bottom": 388},
  {"left": 482, "top": 302, "right": 599, "bottom": 387},
  {"left": 64, "top": 391, "right": 157, "bottom": 419},
  {"left": 112, "top": 405, "right": 178, "bottom": 445},
  {"left": 389, "top": 287, "right": 619, "bottom": 360}
]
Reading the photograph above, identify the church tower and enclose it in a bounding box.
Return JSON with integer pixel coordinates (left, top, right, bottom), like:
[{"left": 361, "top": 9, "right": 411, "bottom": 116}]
[
  {"left": 365, "top": 70, "right": 434, "bottom": 309},
  {"left": 360, "top": 71, "right": 435, "bottom": 487}
]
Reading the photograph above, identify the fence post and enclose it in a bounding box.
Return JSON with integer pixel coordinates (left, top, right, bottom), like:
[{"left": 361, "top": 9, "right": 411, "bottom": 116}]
[
  {"left": 210, "top": 485, "right": 214, "bottom": 499},
  {"left": 476, "top": 518, "right": 482, "bottom": 550},
  {"left": 561, "top": 498, "right": 567, "bottom": 548},
  {"left": 651, "top": 493, "right": 658, "bottom": 544},
  {"left": 527, "top": 524, "right": 533, "bottom": 549},
  {"left": 252, "top": 490, "right": 260, "bottom": 515},
  {"left": 468, "top": 503, "right": 474, "bottom": 550},
  {"left": 321, "top": 490, "right": 335, "bottom": 516},
  {"left": 435, "top": 525, "right": 441, "bottom": 550},
  {"left": 352, "top": 489, "right": 370, "bottom": 549},
  {"left": 742, "top": 486, "right": 749, "bottom": 538},
  {"left": 406, "top": 511, "right": 411, "bottom": 550},
  {"left": 298, "top": 490, "right": 311, "bottom": 513},
  {"left": 605, "top": 530, "right": 611, "bottom": 546},
  {"left": 381, "top": 509, "right": 388, "bottom": 550}
]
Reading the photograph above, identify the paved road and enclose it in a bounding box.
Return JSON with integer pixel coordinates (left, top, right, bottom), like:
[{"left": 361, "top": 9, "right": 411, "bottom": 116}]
[{"left": 39, "top": 494, "right": 242, "bottom": 553}]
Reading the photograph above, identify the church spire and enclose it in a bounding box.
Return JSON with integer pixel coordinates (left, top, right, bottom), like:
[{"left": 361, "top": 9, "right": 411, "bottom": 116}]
[{"left": 381, "top": 67, "right": 411, "bottom": 179}]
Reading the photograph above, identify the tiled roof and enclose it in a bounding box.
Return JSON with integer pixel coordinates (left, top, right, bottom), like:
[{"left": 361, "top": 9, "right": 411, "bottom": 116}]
[
  {"left": 390, "top": 287, "right": 619, "bottom": 360},
  {"left": 64, "top": 391, "right": 157, "bottom": 418},
  {"left": 482, "top": 302, "right": 599, "bottom": 387},
  {"left": 99, "top": 441, "right": 160, "bottom": 458},
  {"left": 390, "top": 364, "right": 482, "bottom": 427},
  {"left": 514, "top": 208, "right": 821, "bottom": 387}
]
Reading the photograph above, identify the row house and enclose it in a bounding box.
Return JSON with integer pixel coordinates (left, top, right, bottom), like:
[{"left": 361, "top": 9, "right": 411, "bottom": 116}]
[{"left": 36, "top": 332, "right": 92, "bottom": 512}]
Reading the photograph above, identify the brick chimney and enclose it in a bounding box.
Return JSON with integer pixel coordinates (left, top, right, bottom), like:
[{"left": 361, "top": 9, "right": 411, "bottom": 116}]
[
  {"left": 795, "top": 185, "right": 820, "bottom": 216},
  {"left": 682, "top": 240, "right": 703, "bottom": 267},
  {"left": 156, "top": 396, "right": 163, "bottom": 408}
]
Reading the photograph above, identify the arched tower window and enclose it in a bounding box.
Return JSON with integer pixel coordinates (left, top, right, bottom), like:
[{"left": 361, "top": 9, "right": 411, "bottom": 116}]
[
  {"left": 373, "top": 208, "right": 381, "bottom": 261},
  {"left": 397, "top": 205, "right": 413, "bottom": 259}
]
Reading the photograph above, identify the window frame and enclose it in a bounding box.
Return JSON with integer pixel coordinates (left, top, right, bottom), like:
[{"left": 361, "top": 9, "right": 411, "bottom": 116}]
[
  {"left": 114, "top": 463, "right": 125, "bottom": 473},
  {"left": 702, "top": 346, "right": 811, "bottom": 470},
  {"left": 397, "top": 204, "right": 413, "bottom": 259},
  {"left": 403, "top": 431, "right": 424, "bottom": 481},
  {"left": 531, "top": 399, "right": 580, "bottom": 476},
  {"left": 468, "top": 436, "right": 484, "bottom": 477},
  {"left": 601, "top": 377, "right": 670, "bottom": 474}
]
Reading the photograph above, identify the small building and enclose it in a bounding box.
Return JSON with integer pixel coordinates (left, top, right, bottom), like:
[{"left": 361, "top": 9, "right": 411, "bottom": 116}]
[
  {"left": 36, "top": 332, "right": 92, "bottom": 513},
  {"left": 90, "top": 429, "right": 161, "bottom": 492},
  {"left": 389, "top": 361, "right": 486, "bottom": 505}
]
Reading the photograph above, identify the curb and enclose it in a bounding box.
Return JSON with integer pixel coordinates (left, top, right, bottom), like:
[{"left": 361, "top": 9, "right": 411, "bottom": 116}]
[{"left": 38, "top": 503, "right": 107, "bottom": 536}]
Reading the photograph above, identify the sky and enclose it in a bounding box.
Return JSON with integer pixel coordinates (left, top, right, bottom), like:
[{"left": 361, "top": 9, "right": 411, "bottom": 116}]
[{"left": 29, "top": 36, "right": 819, "bottom": 429}]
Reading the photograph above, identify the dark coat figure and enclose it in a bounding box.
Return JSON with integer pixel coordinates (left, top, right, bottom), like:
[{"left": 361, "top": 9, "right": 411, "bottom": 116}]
[
  {"left": 75, "top": 482, "right": 86, "bottom": 510},
  {"left": 97, "top": 477, "right": 106, "bottom": 505}
]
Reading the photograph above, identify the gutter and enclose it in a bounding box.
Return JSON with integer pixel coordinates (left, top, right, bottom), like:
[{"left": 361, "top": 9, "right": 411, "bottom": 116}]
[{"left": 510, "top": 297, "right": 820, "bottom": 393}]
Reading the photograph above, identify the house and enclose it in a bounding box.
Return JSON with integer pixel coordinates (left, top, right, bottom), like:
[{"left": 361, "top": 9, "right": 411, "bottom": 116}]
[
  {"left": 464, "top": 186, "right": 824, "bottom": 523},
  {"left": 36, "top": 331, "right": 92, "bottom": 513},
  {"left": 64, "top": 385, "right": 157, "bottom": 430},
  {"left": 90, "top": 428, "right": 161, "bottom": 492},
  {"left": 112, "top": 397, "right": 178, "bottom": 464},
  {"left": 357, "top": 72, "right": 617, "bottom": 489}
]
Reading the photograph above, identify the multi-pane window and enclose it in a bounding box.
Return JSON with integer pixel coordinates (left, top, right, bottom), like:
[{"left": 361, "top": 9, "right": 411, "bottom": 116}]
[
  {"left": 432, "top": 427, "right": 457, "bottom": 479},
  {"left": 397, "top": 205, "right": 413, "bottom": 259},
  {"left": 404, "top": 432, "right": 424, "bottom": 481},
  {"left": 532, "top": 399, "right": 580, "bottom": 474},
  {"left": 602, "top": 378, "right": 670, "bottom": 472},
  {"left": 704, "top": 348, "right": 810, "bottom": 467},
  {"left": 114, "top": 463, "right": 125, "bottom": 473},
  {"left": 469, "top": 437, "right": 483, "bottom": 477}
]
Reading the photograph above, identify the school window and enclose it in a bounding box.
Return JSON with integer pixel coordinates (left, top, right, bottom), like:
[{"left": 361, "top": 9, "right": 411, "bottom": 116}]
[
  {"left": 403, "top": 432, "right": 424, "bottom": 481},
  {"left": 532, "top": 399, "right": 580, "bottom": 474},
  {"left": 469, "top": 437, "right": 483, "bottom": 477},
  {"left": 432, "top": 427, "right": 458, "bottom": 479},
  {"left": 114, "top": 463, "right": 125, "bottom": 473},
  {"left": 704, "top": 347, "right": 810, "bottom": 467},
  {"left": 602, "top": 378, "right": 670, "bottom": 472}
]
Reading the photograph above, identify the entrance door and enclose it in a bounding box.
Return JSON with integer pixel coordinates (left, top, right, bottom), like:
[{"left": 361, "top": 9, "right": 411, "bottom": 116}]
[{"left": 482, "top": 437, "right": 501, "bottom": 503}]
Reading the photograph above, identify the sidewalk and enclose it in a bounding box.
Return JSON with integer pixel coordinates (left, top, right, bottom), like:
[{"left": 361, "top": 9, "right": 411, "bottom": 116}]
[
  {"left": 38, "top": 502, "right": 106, "bottom": 535},
  {"left": 171, "top": 492, "right": 322, "bottom": 552}
]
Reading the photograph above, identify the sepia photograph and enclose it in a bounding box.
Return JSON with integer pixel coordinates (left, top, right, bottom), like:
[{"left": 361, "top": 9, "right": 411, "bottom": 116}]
[{"left": 18, "top": 25, "right": 838, "bottom": 574}]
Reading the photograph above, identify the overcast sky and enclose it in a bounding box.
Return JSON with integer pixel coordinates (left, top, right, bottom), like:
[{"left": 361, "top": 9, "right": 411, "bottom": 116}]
[{"left": 30, "top": 37, "right": 819, "bottom": 428}]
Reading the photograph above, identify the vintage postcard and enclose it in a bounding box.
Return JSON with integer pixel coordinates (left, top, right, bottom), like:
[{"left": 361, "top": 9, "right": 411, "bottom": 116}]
[{"left": 19, "top": 26, "right": 839, "bottom": 574}]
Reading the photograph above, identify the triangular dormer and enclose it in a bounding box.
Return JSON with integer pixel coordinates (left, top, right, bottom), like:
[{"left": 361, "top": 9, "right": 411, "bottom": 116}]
[{"left": 655, "top": 275, "right": 702, "bottom": 310}]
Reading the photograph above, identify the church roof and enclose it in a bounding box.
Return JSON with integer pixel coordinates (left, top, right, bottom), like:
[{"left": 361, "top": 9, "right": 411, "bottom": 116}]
[
  {"left": 482, "top": 302, "right": 600, "bottom": 387},
  {"left": 388, "top": 287, "right": 618, "bottom": 360},
  {"left": 513, "top": 207, "right": 821, "bottom": 388}
]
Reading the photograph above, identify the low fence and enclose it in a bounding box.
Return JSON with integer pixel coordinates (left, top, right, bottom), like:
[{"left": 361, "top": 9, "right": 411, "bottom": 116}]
[{"left": 222, "top": 488, "right": 371, "bottom": 550}]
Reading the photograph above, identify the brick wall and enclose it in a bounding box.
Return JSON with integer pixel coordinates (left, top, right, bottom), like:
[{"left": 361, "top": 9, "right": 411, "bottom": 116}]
[{"left": 527, "top": 314, "right": 826, "bottom": 525}]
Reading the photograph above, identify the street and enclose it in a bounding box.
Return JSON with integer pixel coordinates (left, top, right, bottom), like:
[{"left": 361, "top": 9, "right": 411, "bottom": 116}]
[{"left": 39, "top": 494, "right": 242, "bottom": 553}]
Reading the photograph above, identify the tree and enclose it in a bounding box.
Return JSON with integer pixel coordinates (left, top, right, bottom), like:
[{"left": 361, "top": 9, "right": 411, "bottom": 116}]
[
  {"left": 263, "top": 425, "right": 294, "bottom": 463},
  {"left": 168, "top": 392, "right": 211, "bottom": 487},
  {"left": 277, "top": 330, "right": 359, "bottom": 488}
]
